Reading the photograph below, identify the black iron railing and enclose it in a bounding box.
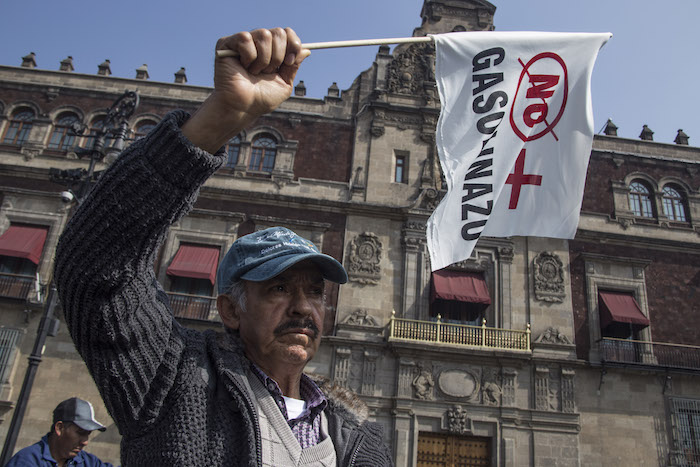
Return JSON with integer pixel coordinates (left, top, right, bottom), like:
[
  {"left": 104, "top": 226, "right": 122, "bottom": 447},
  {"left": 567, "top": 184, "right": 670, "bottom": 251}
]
[
  {"left": 600, "top": 337, "right": 700, "bottom": 371},
  {"left": 166, "top": 292, "right": 216, "bottom": 321},
  {"left": 0, "top": 273, "right": 34, "bottom": 299}
]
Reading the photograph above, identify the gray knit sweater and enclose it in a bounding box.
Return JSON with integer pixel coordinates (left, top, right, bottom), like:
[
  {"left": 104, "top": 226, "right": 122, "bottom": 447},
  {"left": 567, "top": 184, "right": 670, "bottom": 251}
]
[{"left": 54, "top": 111, "right": 393, "bottom": 466}]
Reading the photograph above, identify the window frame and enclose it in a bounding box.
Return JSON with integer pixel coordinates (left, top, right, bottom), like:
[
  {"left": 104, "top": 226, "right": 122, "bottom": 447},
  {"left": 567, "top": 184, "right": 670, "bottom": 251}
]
[
  {"left": 661, "top": 185, "right": 688, "bottom": 222},
  {"left": 47, "top": 112, "right": 81, "bottom": 151},
  {"left": 2, "top": 108, "right": 35, "bottom": 146},
  {"left": 248, "top": 134, "right": 277, "bottom": 173},
  {"left": 628, "top": 180, "right": 655, "bottom": 218}
]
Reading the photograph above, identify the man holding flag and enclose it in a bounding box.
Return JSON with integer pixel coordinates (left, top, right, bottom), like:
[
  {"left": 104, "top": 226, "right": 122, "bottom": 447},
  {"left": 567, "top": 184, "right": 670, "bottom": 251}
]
[{"left": 427, "top": 31, "right": 610, "bottom": 270}]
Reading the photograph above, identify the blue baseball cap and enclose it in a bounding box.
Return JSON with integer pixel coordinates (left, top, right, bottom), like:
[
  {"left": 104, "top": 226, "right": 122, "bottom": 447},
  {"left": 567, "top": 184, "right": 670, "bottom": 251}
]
[
  {"left": 53, "top": 397, "right": 107, "bottom": 432},
  {"left": 217, "top": 227, "right": 348, "bottom": 294}
]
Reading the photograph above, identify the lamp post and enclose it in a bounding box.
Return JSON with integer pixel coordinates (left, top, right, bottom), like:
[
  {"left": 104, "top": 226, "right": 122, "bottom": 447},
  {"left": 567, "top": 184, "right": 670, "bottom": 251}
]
[{"left": 0, "top": 90, "right": 138, "bottom": 465}]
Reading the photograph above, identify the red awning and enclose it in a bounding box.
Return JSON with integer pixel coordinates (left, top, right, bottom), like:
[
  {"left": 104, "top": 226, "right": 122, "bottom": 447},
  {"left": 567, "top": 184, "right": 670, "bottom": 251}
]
[
  {"left": 0, "top": 224, "right": 49, "bottom": 264},
  {"left": 166, "top": 244, "right": 220, "bottom": 285},
  {"left": 598, "top": 291, "right": 650, "bottom": 329},
  {"left": 431, "top": 269, "right": 491, "bottom": 305}
]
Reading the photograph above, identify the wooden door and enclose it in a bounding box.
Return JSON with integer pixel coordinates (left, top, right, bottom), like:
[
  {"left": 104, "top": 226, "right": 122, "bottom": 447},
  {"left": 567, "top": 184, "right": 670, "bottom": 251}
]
[{"left": 417, "top": 432, "right": 490, "bottom": 467}]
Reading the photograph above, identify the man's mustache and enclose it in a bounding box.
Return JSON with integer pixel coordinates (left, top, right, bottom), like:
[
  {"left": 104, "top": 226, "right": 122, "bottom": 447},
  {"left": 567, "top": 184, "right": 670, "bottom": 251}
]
[{"left": 274, "top": 319, "right": 320, "bottom": 340}]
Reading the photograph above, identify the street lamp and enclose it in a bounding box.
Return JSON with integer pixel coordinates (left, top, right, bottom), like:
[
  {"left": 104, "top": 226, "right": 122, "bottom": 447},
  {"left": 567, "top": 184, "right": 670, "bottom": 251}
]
[{"left": 0, "top": 90, "right": 139, "bottom": 465}]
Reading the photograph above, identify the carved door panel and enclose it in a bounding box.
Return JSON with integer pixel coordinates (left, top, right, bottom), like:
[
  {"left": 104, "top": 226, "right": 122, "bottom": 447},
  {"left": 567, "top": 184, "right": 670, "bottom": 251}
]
[{"left": 417, "top": 432, "right": 490, "bottom": 467}]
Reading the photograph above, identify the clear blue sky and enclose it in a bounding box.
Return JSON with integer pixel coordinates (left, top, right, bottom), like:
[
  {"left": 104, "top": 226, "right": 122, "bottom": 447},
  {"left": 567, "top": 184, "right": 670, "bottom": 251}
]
[{"left": 1, "top": 0, "right": 698, "bottom": 144}]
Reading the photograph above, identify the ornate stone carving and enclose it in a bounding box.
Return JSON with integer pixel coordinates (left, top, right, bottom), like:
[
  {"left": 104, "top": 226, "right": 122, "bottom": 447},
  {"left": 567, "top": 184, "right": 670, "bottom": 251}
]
[
  {"left": 346, "top": 232, "right": 382, "bottom": 285},
  {"left": 402, "top": 236, "right": 424, "bottom": 252},
  {"left": 534, "top": 327, "right": 572, "bottom": 345},
  {"left": 370, "top": 125, "right": 385, "bottom": 137},
  {"left": 533, "top": 251, "right": 566, "bottom": 303},
  {"left": 403, "top": 221, "right": 426, "bottom": 232},
  {"left": 341, "top": 308, "right": 379, "bottom": 327},
  {"left": 444, "top": 405, "right": 472, "bottom": 435},
  {"left": 498, "top": 246, "right": 515, "bottom": 263},
  {"left": 618, "top": 217, "right": 633, "bottom": 230},
  {"left": 414, "top": 187, "right": 440, "bottom": 211},
  {"left": 481, "top": 368, "right": 501, "bottom": 406},
  {"left": 387, "top": 43, "right": 435, "bottom": 96},
  {"left": 412, "top": 366, "right": 434, "bottom": 400}
]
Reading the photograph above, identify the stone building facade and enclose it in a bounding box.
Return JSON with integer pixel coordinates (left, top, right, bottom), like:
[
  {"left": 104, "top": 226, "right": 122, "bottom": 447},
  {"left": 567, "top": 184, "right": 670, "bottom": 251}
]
[{"left": 0, "top": 1, "right": 698, "bottom": 465}]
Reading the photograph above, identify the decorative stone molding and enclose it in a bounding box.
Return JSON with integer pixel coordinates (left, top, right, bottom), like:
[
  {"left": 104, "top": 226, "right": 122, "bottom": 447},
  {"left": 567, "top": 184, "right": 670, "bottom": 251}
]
[
  {"left": 333, "top": 347, "right": 352, "bottom": 388},
  {"left": 397, "top": 359, "right": 416, "bottom": 398},
  {"left": 444, "top": 405, "right": 473, "bottom": 435},
  {"left": 498, "top": 246, "right": 514, "bottom": 263},
  {"left": 437, "top": 369, "right": 479, "bottom": 400},
  {"left": 533, "top": 251, "right": 566, "bottom": 303},
  {"left": 361, "top": 350, "right": 379, "bottom": 396},
  {"left": 502, "top": 369, "right": 517, "bottom": 407},
  {"left": 413, "top": 187, "right": 441, "bottom": 211},
  {"left": 341, "top": 308, "right": 379, "bottom": 327},
  {"left": 402, "top": 236, "right": 425, "bottom": 252},
  {"left": 561, "top": 369, "right": 576, "bottom": 413},
  {"left": 346, "top": 232, "right": 382, "bottom": 285},
  {"left": 535, "top": 366, "right": 550, "bottom": 411},
  {"left": 412, "top": 366, "right": 435, "bottom": 400},
  {"left": 534, "top": 327, "right": 571, "bottom": 345}
]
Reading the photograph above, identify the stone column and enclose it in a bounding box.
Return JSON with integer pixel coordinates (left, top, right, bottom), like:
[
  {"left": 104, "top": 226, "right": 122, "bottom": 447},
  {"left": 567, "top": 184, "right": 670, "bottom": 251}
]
[{"left": 402, "top": 221, "right": 427, "bottom": 320}]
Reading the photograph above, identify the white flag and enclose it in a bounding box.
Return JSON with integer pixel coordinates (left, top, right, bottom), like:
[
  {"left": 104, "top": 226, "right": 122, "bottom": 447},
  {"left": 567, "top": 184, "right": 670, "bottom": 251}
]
[{"left": 427, "top": 31, "right": 611, "bottom": 271}]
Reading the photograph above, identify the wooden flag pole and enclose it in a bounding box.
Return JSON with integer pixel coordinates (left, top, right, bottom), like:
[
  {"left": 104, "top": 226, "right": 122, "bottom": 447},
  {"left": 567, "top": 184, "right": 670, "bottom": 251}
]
[{"left": 215, "top": 36, "right": 434, "bottom": 58}]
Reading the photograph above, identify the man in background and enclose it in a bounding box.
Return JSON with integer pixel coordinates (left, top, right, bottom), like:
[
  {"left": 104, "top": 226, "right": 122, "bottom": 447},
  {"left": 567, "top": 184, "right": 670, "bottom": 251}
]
[{"left": 6, "top": 397, "right": 115, "bottom": 466}]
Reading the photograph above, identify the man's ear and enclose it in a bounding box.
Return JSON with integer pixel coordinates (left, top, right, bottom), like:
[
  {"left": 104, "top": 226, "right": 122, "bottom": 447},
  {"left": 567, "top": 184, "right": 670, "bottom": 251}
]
[
  {"left": 217, "top": 294, "right": 241, "bottom": 330},
  {"left": 54, "top": 421, "right": 65, "bottom": 437}
]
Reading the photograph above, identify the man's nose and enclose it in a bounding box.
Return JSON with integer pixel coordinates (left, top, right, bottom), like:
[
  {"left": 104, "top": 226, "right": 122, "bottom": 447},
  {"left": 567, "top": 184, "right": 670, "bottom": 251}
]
[{"left": 290, "top": 289, "right": 314, "bottom": 315}]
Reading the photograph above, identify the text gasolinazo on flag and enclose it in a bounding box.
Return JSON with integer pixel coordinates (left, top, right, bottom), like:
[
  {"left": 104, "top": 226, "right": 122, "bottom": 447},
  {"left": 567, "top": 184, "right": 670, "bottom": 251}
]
[{"left": 426, "top": 31, "right": 611, "bottom": 271}]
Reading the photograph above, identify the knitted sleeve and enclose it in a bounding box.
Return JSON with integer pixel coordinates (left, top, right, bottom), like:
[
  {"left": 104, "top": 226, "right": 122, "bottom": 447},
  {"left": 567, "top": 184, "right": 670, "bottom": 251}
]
[{"left": 54, "top": 111, "right": 225, "bottom": 433}]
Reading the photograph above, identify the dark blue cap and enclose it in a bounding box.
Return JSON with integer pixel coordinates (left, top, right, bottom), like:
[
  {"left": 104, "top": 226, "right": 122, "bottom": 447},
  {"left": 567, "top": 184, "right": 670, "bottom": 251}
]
[{"left": 217, "top": 227, "right": 348, "bottom": 294}]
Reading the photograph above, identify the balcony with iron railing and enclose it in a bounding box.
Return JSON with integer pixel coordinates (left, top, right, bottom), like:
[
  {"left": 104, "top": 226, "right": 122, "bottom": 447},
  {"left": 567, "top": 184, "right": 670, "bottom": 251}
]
[
  {"left": 388, "top": 311, "right": 531, "bottom": 352},
  {"left": 0, "top": 273, "right": 34, "bottom": 300},
  {"left": 166, "top": 292, "right": 217, "bottom": 321},
  {"left": 600, "top": 337, "right": 700, "bottom": 371}
]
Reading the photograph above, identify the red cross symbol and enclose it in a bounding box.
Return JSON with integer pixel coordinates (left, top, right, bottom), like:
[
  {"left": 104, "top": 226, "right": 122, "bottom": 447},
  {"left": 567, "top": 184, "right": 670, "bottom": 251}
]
[{"left": 506, "top": 148, "right": 542, "bottom": 209}]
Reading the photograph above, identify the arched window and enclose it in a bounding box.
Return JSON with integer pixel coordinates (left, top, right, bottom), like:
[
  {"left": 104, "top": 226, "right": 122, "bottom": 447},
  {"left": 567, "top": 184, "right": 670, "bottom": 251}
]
[
  {"left": 249, "top": 134, "right": 277, "bottom": 172},
  {"left": 628, "top": 181, "right": 654, "bottom": 218},
  {"left": 132, "top": 120, "right": 157, "bottom": 141},
  {"left": 2, "top": 108, "right": 35, "bottom": 145},
  {"left": 48, "top": 112, "right": 80, "bottom": 150},
  {"left": 82, "top": 116, "right": 114, "bottom": 149},
  {"left": 662, "top": 185, "right": 687, "bottom": 222},
  {"left": 225, "top": 135, "right": 241, "bottom": 168}
]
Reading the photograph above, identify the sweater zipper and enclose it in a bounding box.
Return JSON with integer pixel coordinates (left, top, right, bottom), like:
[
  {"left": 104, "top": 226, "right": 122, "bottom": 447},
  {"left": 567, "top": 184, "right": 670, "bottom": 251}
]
[
  {"left": 348, "top": 432, "right": 364, "bottom": 467},
  {"left": 224, "top": 369, "right": 263, "bottom": 466}
]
